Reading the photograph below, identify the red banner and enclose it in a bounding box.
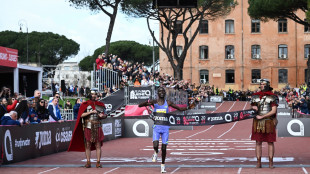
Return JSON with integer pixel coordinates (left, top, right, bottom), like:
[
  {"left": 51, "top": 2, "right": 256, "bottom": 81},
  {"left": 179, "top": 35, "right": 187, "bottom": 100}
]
[
  {"left": 0, "top": 46, "right": 18, "bottom": 68},
  {"left": 124, "top": 104, "right": 187, "bottom": 116}
]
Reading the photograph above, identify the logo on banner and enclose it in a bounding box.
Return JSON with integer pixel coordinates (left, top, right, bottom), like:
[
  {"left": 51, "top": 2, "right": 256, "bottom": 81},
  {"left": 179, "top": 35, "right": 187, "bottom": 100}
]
[
  {"left": 15, "top": 138, "right": 30, "bottom": 149},
  {"left": 287, "top": 119, "right": 304, "bottom": 136},
  {"left": 130, "top": 90, "right": 151, "bottom": 99},
  {"left": 207, "top": 116, "right": 223, "bottom": 121},
  {"left": 35, "top": 131, "right": 52, "bottom": 149},
  {"left": 115, "top": 119, "right": 122, "bottom": 137},
  {"left": 102, "top": 123, "right": 113, "bottom": 135},
  {"left": 105, "top": 104, "right": 112, "bottom": 111},
  {"left": 55, "top": 127, "right": 72, "bottom": 148},
  {"left": 4, "top": 130, "right": 13, "bottom": 161},
  {"left": 132, "top": 120, "right": 149, "bottom": 136}
]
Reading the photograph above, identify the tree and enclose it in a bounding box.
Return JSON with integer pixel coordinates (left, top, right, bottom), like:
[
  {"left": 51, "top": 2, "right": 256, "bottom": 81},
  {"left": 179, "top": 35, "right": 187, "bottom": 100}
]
[
  {"left": 248, "top": 0, "right": 309, "bottom": 26},
  {"left": 121, "top": 0, "right": 237, "bottom": 80},
  {"left": 68, "top": 0, "right": 121, "bottom": 55},
  {"left": 0, "top": 31, "right": 80, "bottom": 65},
  {"left": 78, "top": 40, "right": 158, "bottom": 71}
]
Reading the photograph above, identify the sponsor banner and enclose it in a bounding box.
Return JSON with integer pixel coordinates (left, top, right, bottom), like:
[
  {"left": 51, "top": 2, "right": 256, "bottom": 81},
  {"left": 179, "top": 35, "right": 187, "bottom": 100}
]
[
  {"left": 102, "top": 123, "right": 113, "bottom": 136},
  {"left": 152, "top": 109, "right": 256, "bottom": 126},
  {"left": 198, "top": 102, "right": 216, "bottom": 111},
  {"left": 0, "top": 46, "right": 18, "bottom": 68},
  {"left": 128, "top": 86, "right": 152, "bottom": 104},
  {"left": 0, "top": 122, "right": 75, "bottom": 164},
  {"left": 0, "top": 118, "right": 123, "bottom": 164},
  {"left": 277, "top": 108, "right": 292, "bottom": 118},
  {"left": 100, "top": 89, "right": 124, "bottom": 114},
  {"left": 278, "top": 118, "right": 310, "bottom": 137},
  {"left": 278, "top": 103, "right": 287, "bottom": 109},
  {"left": 124, "top": 104, "right": 187, "bottom": 116},
  {"left": 123, "top": 116, "right": 153, "bottom": 137},
  {"left": 210, "top": 96, "right": 223, "bottom": 103}
]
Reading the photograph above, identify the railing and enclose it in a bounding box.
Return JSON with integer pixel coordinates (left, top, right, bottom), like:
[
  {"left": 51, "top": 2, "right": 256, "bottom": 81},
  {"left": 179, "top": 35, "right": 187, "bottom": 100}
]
[
  {"left": 91, "top": 65, "right": 120, "bottom": 91},
  {"left": 60, "top": 109, "right": 74, "bottom": 120}
]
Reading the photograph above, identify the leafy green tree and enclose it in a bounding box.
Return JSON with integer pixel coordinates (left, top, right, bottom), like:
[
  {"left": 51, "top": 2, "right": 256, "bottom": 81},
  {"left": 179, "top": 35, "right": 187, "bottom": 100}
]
[
  {"left": 248, "top": 0, "right": 309, "bottom": 26},
  {"left": 68, "top": 0, "right": 121, "bottom": 55},
  {"left": 0, "top": 31, "right": 80, "bottom": 65},
  {"left": 121, "top": 0, "right": 237, "bottom": 80},
  {"left": 79, "top": 40, "right": 159, "bottom": 71}
]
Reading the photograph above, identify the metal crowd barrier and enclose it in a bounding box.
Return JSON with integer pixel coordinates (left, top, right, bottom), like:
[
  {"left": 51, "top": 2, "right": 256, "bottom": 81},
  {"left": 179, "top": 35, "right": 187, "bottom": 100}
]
[
  {"left": 60, "top": 109, "right": 74, "bottom": 120},
  {"left": 92, "top": 65, "right": 120, "bottom": 91}
]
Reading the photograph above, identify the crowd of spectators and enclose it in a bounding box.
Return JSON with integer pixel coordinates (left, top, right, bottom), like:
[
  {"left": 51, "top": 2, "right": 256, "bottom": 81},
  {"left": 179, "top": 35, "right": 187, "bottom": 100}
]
[{"left": 0, "top": 87, "right": 83, "bottom": 126}]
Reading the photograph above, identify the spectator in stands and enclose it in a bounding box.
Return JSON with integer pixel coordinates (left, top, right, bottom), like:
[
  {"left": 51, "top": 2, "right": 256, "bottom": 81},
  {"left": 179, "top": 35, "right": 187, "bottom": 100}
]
[
  {"left": 0, "top": 86, "right": 11, "bottom": 100},
  {"left": 37, "top": 99, "right": 49, "bottom": 122},
  {"left": 64, "top": 100, "right": 73, "bottom": 110},
  {"left": 31, "top": 89, "right": 41, "bottom": 100},
  {"left": 1, "top": 111, "right": 22, "bottom": 126},
  {"left": 0, "top": 97, "right": 8, "bottom": 120},
  {"left": 134, "top": 77, "right": 141, "bottom": 87},
  {"left": 127, "top": 76, "right": 134, "bottom": 86},
  {"left": 48, "top": 98, "right": 63, "bottom": 122},
  {"left": 298, "top": 98, "right": 309, "bottom": 114},
  {"left": 7, "top": 97, "right": 18, "bottom": 112},
  {"left": 96, "top": 54, "right": 105, "bottom": 70},
  {"left": 28, "top": 99, "right": 40, "bottom": 124},
  {"left": 73, "top": 98, "right": 82, "bottom": 120},
  {"left": 141, "top": 76, "right": 149, "bottom": 86}
]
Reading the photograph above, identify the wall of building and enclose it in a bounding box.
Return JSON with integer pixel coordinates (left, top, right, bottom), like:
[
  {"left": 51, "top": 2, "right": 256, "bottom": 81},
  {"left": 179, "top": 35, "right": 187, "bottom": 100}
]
[{"left": 159, "top": 0, "right": 310, "bottom": 90}]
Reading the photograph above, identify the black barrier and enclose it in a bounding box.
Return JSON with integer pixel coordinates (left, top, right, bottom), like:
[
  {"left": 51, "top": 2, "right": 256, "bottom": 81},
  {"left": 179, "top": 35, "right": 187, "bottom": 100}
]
[
  {"left": 198, "top": 102, "right": 216, "bottom": 111},
  {"left": 278, "top": 118, "right": 310, "bottom": 137},
  {"left": 0, "top": 118, "right": 123, "bottom": 164},
  {"left": 123, "top": 116, "right": 154, "bottom": 137},
  {"left": 100, "top": 89, "right": 125, "bottom": 114},
  {"left": 128, "top": 86, "right": 153, "bottom": 104},
  {"left": 210, "top": 96, "right": 223, "bottom": 103}
]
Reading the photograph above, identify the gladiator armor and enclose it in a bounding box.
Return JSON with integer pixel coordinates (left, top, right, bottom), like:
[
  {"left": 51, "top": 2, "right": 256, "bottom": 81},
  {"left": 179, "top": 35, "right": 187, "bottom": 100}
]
[
  {"left": 251, "top": 95, "right": 278, "bottom": 133},
  {"left": 83, "top": 105, "right": 102, "bottom": 142}
]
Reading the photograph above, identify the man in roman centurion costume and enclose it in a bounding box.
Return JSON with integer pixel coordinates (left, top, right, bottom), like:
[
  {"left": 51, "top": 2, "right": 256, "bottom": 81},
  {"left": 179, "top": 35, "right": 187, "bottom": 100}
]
[
  {"left": 68, "top": 91, "right": 107, "bottom": 168},
  {"left": 251, "top": 79, "right": 278, "bottom": 169}
]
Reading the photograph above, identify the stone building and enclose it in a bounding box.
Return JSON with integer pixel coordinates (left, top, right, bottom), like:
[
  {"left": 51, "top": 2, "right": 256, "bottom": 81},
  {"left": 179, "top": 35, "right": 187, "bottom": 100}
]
[{"left": 159, "top": 0, "right": 310, "bottom": 90}]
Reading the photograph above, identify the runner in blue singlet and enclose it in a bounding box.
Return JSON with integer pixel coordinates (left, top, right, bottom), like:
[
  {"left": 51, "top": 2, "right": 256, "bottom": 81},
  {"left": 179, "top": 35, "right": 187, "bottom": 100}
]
[{"left": 138, "top": 87, "right": 188, "bottom": 173}]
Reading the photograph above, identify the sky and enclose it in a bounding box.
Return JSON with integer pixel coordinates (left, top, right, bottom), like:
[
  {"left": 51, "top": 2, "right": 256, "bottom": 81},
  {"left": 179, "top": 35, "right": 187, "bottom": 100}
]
[{"left": 0, "top": 0, "right": 159, "bottom": 62}]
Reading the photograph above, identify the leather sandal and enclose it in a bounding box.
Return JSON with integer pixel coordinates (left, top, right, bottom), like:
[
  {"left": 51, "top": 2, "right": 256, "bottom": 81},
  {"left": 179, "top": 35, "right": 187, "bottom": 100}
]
[
  {"left": 96, "top": 161, "right": 102, "bottom": 168},
  {"left": 84, "top": 161, "right": 91, "bottom": 168},
  {"left": 256, "top": 157, "right": 262, "bottom": 168},
  {"left": 269, "top": 157, "right": 275, "bottom": 169}
]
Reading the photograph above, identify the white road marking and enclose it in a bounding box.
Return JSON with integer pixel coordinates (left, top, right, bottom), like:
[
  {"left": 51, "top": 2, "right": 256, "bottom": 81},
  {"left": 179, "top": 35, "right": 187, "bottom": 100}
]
[
  {"left": 171, "top": 167, "right": 181, "bottom": 174},
  {"left": 37, "top": 167, "right": 59, "bottom": 174},
  {"left": 303, "top": 167, "right": 309, "bottom": 174},
  {"left": 104, "top": 167, "right": 120, "bottom": 174},
  {"left": 237, "top": 167, "right": 242, "bottom": 174},
  {"left": 169, "top": 130, "right": 184, "bottom": 135},
  {"left": 185, "top": 125, "right": 214, "bottom": 138},
  {"left": 217, "top": 121, "right": 238, "bottom": 138}
]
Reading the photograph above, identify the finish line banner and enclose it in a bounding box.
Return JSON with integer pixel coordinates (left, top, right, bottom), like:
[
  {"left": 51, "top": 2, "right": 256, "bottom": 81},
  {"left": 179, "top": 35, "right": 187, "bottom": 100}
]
[{"left": 152, "top": 109, "right": 256, "bottom": 126}]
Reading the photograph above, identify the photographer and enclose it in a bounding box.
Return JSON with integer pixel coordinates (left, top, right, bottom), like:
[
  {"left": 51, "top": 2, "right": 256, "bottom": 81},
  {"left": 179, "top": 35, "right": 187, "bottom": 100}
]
[{"left": 0, "top": 86, "right": 11, "bottom": 100}]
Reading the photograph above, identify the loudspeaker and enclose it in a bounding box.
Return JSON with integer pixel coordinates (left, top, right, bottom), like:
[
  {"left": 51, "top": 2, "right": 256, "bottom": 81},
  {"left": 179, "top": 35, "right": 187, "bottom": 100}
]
[{"left": 61, "top": 80, "right": 66, "bottom": 93}]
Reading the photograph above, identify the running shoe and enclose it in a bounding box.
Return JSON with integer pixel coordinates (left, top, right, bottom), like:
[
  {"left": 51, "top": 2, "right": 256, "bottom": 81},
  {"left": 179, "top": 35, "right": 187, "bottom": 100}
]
[
  {"left": 152, "top": 152, "right": 158, "bottom": 162},
  {"left": 161, "top": 164, "right": 166, "bottom": 173}
]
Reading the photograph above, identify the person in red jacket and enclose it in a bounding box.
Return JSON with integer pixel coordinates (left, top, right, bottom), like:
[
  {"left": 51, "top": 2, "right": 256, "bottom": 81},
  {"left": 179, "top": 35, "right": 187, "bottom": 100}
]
[
  {"left": 96, "top": 54, "right": 105, "bottom": 70},
  {"left": 68, "top": 91, "right": 107, "bottom": 168}
]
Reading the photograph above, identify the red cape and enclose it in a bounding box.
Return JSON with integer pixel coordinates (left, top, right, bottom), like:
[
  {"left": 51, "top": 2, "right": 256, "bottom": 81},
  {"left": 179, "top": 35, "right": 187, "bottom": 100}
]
[
  {"left": 68, "top": 100, "right": 105, "bottom": 152},
  {"left": 252, "top": 91, "right": 277, "bottom": 98}
]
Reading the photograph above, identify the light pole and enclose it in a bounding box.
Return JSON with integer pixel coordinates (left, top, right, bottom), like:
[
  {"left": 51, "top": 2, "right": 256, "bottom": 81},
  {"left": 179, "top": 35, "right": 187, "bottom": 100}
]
[
  {"left": 18, "top": 19, "right": 28, "bottom": 64},
  {"left": 152, "top": 31, "right": 155, "bottom": 75}
]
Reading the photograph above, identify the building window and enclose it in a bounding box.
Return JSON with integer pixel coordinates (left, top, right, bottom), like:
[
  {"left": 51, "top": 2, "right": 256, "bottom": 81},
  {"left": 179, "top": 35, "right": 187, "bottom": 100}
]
[
  {"left": 251, "top": 19, "right": 260, "bottom": 33},
  {"left": 226, "top": 69, "right": 235, "bottom": 83},
  {"left": 176, "top": 46, "right": 183, "bottom": 57},
  {"left": 225, "top": 20, "right": 234, "bottom": 33},
  {"left": 200, "top": 70, "right": 209, "bottom": 84},
  {"left": 251, "top": 45, "right": 261, "bottom": 59},
  {"left": 278, "top": 19, "right": 287, "bottom": 33},
  {"left": 304, "top": 19, "right": 310, "bottom": 32},
  {"left": 199, "top": 20, "right": 208, "bottom": 34},
  {"left": 74, "top": 75, "right": 77, "bottom": 78},
  {"left": 66, "top": 75, "right": 69, "bottom": 79},
  {"left": 225, "top": 45, "right": 235, "bottom": 59},
  {"left": 278, "top": 44, "right": 288, "bottom": 59},
  {"left": 199, "top": 45, "right": 208, "bottom": 59},
  {"left": 64, "top": 66, "right": 70, "bottom": 70},
  {"left": 279, "top": 69, "right": 288, "bottom": 83},
  {"left": 251, "top": 69, "right": 261, "bottom": 83},
  {"left": 305, "top": 44, "right": 310, "bottom": 59},
  {"left": 176, "top": 20, "right": 182, "bottom": 34}
]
